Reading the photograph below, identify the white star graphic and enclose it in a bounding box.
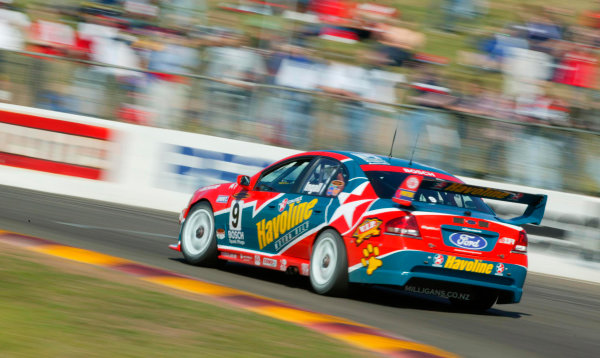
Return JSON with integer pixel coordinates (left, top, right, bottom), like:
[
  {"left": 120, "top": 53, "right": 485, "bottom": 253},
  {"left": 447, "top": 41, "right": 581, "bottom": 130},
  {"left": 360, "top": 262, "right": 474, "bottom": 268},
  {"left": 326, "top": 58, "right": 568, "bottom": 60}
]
[{"left": 329, "top": 199, "right": 372, "bottom": 228}]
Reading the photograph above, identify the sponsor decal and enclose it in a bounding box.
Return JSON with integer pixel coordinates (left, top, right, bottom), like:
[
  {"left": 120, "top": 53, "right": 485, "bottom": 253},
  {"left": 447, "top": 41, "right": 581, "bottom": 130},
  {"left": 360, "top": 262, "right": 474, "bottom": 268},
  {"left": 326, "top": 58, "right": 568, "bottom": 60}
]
[
  {"left": 216, "top": 195, "right": 229, "bottom": 204},
  {"left": 448, "top": 233, "right": 488, "bottom": 250},
  {"left": 229, "top": 183, "right": 238, "bottom": 189},
  {"left": 405, "top": 285, "right": 471, "bottom": 300},
  {"left": 361, "top": 243, "right": 382, "bottom": 275},
  {"left": 402, "top": 168, "right": 436, "bottom": 177},
  {"left": 216, "top": 228, "right": 226, "bottom": 240},
  {"left": 499, "top": 237, "right": 516, "bottom": 245},
  {"left": 278, "top": 198, "right": 288, "bottom": 212},
  {"left": 198, "top": 184, "right": 220, "bottom": 192},
  {"left": 442, "top": 255, "right": 495, "bottom": 275},
  {"left": 262, "top": 257, "right": 277, "bottom": 268},
  {"left": 406, "top": 177, "right": 420, "bottom": 190},
  {"left": 240, "top": 254, "right": 253, "bottom": 262},
  {"left": 461, "top": 227, "right": 483, "bottom": 233},
  {"left": 0, "top": 116, "right": 112, "bottom": 180},
  {"left": 279, "top": 259, "right": 287, "bottom": 271},
  {"left": 466, "top": 219, "right": 476, "bottom": 225},
  {"left": 228, "top": 230, "right": 245, "bottom": 245},
  {"left": 233, "top": 191, "right": 249, "bottom": 200},
  {"left": 353, "top": 218, "right": 382, "bottom": 245},
  {"left": 326, "top": 180, "right": 344, "bottom": 196},
  {"left": 421, "top": 225, "right": 438, "bottom": 231},
  {"left": 495, "top": 263, "right": 505, "bottom": 276},
  {"left": 353, "top": 152, "right": 389, "bottom": 165},
  {"left": 508, "top": 192, "right": 524, "bottom": 202},
  {"left": 301, "top": 263, "right": 309, "bottom": 276},
  {"left": 393, "top": 175, "right": 423, "bottom": 206},
  {"left": 274, "top": 221, "right": 310, "bottom": 251},
  {"left": 433, "top": 254, "right": 445, "bottom": 267},
  {"left": 254, "top": 255, "right": 261, "bottom": 266},
  {"left": 278, "top": 196, "right": 302, "bottom": 212},
  {"left": 437, "top": 182, "right": 512, "bottom": 200},
  {"left": 257, "top": 198, "right": 318, "bottom": 249},
  {"left": 303, "top": 182, "right": 323, "bottom": 194},
  {"left": 222, "top": 252, "right": 237, "bottom": 259}
]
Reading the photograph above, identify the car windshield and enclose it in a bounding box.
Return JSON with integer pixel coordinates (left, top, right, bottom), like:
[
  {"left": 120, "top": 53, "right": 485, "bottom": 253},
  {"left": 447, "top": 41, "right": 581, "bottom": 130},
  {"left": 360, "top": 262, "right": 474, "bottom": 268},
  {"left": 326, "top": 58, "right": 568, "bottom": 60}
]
[{"left": 365, "top": 171, "right": 494, "bottom": 214}]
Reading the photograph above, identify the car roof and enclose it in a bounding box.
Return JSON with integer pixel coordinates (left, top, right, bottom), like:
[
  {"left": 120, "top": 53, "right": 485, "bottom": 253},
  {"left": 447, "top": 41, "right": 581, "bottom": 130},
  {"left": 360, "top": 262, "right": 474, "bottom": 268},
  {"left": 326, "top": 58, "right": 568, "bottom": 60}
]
[{"left": 312, "top": 150, "right": 455, "bottom": 176}]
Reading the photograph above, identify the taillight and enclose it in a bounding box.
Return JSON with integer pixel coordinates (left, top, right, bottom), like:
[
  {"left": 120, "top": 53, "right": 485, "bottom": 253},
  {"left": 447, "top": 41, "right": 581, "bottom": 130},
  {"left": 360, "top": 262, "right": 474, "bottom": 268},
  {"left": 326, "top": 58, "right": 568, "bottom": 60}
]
[
  {"left": 385, "top": 215, "right": 421, "bottom": 238},
  {"left": 512, "top": 231, "right": 528, "bottom": 254}
]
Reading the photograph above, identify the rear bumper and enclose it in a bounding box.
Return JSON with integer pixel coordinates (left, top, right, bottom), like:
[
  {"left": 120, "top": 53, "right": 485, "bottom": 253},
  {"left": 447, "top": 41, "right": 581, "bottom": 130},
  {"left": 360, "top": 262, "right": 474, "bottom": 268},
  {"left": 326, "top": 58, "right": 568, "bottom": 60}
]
[{"left": 349, "top": 250, "right": 527, "bottom": 303}]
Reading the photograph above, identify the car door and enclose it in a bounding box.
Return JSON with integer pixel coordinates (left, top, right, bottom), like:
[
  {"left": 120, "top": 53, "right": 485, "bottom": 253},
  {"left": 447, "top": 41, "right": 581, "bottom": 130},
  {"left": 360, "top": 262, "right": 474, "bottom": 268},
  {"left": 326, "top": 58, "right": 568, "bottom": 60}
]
[
  {"left": 252, "top": 156, "right": 348, "bottom": 256},
  {"left": 224, "top": 157, "right": 314, "bottom": 254}
]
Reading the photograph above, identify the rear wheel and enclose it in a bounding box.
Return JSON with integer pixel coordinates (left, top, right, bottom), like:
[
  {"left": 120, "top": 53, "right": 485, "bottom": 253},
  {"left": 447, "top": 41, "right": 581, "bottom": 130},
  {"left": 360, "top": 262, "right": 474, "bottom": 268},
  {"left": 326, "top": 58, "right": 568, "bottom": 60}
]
[
  {"left": 310, "top": 230, "right": 348, "bottom": 296},
  {"left": 180, "top": 202, "right": 219, "bottom": 266},
  {"left": 450, "top": 290, "right": 497, "bottom": 311}
]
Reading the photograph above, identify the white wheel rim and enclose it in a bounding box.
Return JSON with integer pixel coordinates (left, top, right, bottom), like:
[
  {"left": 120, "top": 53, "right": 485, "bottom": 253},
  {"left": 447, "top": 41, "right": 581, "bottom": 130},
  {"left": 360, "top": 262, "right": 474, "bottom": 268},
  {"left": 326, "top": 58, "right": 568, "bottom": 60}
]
[
  {"left": 311, "top": 235, "right": 337, "bottom": 286},
  {"left": 182, "top": 208, "right": 213, "bottom": 256}
]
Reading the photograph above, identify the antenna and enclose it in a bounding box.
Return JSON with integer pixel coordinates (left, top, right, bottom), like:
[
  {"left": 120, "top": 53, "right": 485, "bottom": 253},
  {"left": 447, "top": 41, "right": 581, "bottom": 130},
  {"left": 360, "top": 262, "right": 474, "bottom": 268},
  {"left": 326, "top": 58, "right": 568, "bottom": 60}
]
[
  {"left": 408, "top": 130, "right": 420, "bottom": 166},
  {"left": 387, "top": 122, "right": 399, "bottom": 159}
]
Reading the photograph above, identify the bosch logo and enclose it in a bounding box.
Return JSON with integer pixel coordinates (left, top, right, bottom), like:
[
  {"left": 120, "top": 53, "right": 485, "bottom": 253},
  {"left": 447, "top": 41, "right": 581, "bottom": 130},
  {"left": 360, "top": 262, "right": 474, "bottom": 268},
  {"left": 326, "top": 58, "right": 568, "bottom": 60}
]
[{"left": 449, "top": 233, "right": 488, "bottom": 250}]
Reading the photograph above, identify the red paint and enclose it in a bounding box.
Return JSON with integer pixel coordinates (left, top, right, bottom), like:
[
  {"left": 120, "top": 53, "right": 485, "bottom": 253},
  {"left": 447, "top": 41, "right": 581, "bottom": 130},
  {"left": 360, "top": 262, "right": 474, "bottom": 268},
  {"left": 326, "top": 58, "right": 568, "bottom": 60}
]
[{"left": 0, "top": 110, "right": 111, "bottom": 140}]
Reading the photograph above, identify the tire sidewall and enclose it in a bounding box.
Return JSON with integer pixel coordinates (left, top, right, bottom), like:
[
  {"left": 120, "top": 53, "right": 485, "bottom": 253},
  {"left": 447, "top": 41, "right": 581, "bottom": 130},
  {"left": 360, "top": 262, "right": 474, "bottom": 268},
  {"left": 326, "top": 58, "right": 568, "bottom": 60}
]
[{"left": 310, "top": 229, "right": 348, "bottom": 296}]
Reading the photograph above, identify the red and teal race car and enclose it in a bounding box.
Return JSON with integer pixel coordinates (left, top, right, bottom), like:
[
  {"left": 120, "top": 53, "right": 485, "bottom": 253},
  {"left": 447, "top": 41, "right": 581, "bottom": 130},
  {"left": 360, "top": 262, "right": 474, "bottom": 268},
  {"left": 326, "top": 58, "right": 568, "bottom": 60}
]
[{"left": 170, "top": 151, "right": 547, "bottom": 310}]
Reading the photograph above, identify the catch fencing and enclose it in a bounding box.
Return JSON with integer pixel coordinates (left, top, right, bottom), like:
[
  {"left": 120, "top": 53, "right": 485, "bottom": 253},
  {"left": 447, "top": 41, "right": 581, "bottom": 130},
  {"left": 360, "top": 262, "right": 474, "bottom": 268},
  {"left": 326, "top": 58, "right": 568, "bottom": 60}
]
[{"left": 1, "top": 49, "right": 599, "bottom": 197}]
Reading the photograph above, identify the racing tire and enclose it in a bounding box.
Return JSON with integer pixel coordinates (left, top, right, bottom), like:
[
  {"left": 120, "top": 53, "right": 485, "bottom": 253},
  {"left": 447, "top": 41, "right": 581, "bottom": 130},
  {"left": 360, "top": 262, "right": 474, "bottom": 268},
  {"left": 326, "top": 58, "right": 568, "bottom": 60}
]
[
  {"left": 310, "top": 229, "right": 348, "bottom": 296},
  {"left": 449, "top": 290, "right": 497, "bottom": 311},
  {"left": 180, "top": 202, "right": 220, "bottom": 267}
]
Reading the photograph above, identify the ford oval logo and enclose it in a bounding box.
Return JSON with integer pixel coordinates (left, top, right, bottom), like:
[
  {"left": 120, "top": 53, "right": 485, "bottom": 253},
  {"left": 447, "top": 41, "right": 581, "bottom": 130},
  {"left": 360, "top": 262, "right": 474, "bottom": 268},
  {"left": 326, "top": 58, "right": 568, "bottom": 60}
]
[{"left": 449, "top": 233, "right": 488, "bottom": 250}]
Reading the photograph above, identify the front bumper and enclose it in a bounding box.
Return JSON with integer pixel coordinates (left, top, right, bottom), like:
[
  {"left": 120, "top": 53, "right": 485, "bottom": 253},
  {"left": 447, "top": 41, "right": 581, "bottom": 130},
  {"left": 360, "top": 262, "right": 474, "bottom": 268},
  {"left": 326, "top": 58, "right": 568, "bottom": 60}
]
[{"left": 349, "top": 250, "right": 527, "bottom": 303}]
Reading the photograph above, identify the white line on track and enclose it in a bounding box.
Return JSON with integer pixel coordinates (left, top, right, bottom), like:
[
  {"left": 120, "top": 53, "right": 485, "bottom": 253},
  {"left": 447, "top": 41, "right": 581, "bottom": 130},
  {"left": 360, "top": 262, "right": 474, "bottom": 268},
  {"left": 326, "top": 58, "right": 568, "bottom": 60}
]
[{"left": 54, "top": 221, "right": 174, "bottom": 239}]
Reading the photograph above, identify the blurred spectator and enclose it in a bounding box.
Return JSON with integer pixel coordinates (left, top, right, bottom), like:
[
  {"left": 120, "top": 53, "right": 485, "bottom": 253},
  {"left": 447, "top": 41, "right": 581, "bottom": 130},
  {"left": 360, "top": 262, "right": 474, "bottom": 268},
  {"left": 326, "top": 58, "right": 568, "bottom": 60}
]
[
  {"left": 146, "top": 30, "right": 199, "bottom": 129},
  {"left": 320, "top": 49, "right": 404, "bottom": 151},
  {"left": 0, "top": 2, "right": 29, "bottom": 51},
  {"left": 373, "top": 21, "right": 425, "bottom": 67},
  {"left": 319, "top": 56, "right": 371, "bottom": 151},
  {"left": 204, "top": 32, "right": 266, "bottom": 138},
  {"left": 274, "top": 43, "right": 322, "bottom": 148},
  {"left": 404, "top": 65, "right": 459, "bottom": 169},
  {"left": 502, "top": 47, "right": 553, "bottom": 102}
]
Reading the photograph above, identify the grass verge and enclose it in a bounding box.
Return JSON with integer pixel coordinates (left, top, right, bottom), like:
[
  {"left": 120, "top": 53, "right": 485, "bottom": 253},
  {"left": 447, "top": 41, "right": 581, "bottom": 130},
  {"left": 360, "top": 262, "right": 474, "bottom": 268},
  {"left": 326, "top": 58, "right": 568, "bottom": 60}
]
[{"left": 0, "top": 248, "right": 366, "bottom": 358}]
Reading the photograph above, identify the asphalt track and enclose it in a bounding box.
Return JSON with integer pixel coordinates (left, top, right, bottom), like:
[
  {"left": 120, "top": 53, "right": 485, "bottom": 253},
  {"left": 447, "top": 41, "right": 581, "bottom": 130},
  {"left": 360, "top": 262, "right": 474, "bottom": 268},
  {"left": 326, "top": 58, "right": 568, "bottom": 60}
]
[{"left": 1, "top": 185, "right": 599, "bottom": 358}]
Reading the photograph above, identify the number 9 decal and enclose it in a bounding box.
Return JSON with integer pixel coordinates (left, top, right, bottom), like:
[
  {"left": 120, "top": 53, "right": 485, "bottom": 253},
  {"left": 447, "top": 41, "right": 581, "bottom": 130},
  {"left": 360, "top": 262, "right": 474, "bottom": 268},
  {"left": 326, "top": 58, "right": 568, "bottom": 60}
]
[{"left": 229, "top": 200, "right": 242, "bottom": 231}]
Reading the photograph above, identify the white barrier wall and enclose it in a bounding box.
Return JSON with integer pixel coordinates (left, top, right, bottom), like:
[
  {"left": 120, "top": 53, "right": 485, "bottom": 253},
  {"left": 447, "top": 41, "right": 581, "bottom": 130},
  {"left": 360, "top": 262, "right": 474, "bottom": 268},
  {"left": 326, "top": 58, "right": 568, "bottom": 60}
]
[{"left": 1, "top": 103, "right": 599, "bottom": 282}]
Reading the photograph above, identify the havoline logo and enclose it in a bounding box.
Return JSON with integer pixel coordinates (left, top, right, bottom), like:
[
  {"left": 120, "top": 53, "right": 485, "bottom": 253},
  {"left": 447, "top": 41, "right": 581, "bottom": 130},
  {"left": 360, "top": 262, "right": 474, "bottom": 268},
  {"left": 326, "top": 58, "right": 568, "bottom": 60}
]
[
  {"left": 443, "top": 255, "right": 494, "bottom": 275},
  {"left": 257, "top": 199, "right": 317, "bottom": 249}
]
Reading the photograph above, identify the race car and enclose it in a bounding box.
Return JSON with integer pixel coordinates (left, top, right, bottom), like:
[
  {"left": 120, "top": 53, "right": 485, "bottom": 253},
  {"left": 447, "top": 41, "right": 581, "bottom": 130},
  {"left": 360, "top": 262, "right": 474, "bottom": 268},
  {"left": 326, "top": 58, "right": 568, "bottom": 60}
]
[{"left": 170, "top": 151, "right": 547, "bottom": 310}]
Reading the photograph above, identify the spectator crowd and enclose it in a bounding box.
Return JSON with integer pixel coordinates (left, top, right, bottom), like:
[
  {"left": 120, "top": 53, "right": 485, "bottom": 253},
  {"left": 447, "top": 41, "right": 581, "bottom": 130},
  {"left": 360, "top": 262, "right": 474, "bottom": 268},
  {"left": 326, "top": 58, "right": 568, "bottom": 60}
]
[{"left": 0, "top": 0, "right": 599, "bottom": 193}]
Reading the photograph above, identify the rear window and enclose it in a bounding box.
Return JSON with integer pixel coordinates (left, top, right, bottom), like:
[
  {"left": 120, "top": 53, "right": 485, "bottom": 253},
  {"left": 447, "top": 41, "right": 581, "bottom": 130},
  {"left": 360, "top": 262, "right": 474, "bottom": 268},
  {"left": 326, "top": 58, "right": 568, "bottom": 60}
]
[{"left": 365, "top": 171, "right": 494, "bottom": 214}]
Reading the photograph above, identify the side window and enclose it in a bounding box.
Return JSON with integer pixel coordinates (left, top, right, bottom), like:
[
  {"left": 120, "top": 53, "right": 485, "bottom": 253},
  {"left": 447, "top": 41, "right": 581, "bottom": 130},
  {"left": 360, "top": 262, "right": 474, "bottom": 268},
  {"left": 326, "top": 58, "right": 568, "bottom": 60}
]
[
  {"left": 301, "top": 158, "right": 347, "bottom": 196},
  {"left": 255, "top": 159, "right": 311, "bottom": 193}
]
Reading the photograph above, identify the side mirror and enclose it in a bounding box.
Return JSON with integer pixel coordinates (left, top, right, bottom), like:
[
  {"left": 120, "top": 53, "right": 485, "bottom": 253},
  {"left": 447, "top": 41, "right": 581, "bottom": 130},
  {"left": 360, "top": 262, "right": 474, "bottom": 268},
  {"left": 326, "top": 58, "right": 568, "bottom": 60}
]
[{"left": 237, "top": 175, "right": 251, "bottom": 190}]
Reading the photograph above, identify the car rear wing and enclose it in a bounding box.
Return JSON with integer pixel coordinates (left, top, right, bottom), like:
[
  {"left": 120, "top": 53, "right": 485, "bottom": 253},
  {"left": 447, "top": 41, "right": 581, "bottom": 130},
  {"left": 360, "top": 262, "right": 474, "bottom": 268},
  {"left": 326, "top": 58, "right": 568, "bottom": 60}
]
[{"left": 394, "top": 176, "right": 547, "bottom": 225}]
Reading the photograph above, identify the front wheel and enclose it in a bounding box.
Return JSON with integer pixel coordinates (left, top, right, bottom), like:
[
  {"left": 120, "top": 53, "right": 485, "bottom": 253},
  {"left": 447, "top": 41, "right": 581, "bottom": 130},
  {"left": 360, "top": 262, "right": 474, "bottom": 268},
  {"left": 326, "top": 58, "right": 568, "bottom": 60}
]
[
  {"left": 310, "top": 229, "right": 348, "bottom": 296},
  {"left": 180, "top": 202, "right": 219, "bottom": 266}
]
